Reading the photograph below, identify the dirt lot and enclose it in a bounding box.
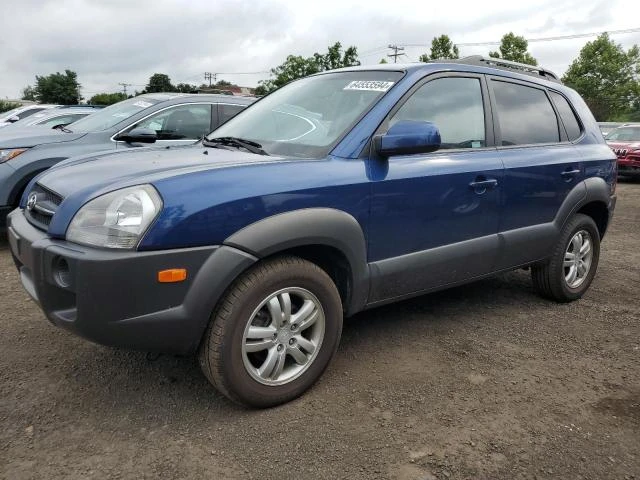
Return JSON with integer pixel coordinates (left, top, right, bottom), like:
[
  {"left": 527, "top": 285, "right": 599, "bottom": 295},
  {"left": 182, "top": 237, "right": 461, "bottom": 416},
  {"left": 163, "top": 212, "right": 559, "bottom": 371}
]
[{"left": 1, "top": 182, "right": 638, "bottom": 480}]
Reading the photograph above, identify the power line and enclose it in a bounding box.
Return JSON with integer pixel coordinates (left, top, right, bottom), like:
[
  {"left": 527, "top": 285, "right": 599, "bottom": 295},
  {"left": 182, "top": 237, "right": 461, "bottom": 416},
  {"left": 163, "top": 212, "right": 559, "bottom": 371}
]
[
  {"left": 399, "top": 27, "right": 640, "bottom": 48},
  {"left": 118, "top": 82, "right": 132, "bottom": 95},
  {"left": 387, "top": 44, "right": 406, "bottom": 63},
  {"left": 204, "top": 72, "right": 216, "bottom": 86}
]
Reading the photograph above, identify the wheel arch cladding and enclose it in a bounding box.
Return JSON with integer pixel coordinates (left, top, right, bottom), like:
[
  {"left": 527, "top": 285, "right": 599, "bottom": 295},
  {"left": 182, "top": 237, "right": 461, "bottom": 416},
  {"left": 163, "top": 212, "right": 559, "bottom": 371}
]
[
  {"left": 224, "top": 208, "right": 369, "bottom": 315},
  {"left": 555, "top": 177, "right": 613, "bottom": 239}
]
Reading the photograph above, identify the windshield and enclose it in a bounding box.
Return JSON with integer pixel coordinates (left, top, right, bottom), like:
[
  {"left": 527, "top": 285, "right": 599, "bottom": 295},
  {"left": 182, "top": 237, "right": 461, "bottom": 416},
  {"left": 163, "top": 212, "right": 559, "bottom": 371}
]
[
  {"left": 69, "top": 97, "right": 160, "bottom": 132},
  {"left": 606, "top": 126, "right": 640, "bottom": 142},
  {"left": 208, "top": 71, "right": 403, "bottom": 157}
]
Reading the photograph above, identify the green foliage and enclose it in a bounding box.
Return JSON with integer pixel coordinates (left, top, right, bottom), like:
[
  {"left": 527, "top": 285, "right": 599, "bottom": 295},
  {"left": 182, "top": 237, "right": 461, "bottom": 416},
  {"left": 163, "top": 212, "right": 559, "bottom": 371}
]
[
  {"left": 88, "top": 92, "right": 128, "bottom": 105},
  {"left": 21, "top": 86, "right": 37, "bottom": 101},
  {"left": 24, "top": 70, "right": 82, "bottom": 104},
  {"left": 0, "top": 100, "right": 22, "bottom": 113},
  {"left": 420, "top": 35, "right": 460, "bottom": 62},
  {"left": 489, "top": 33, "right": 537, "bottom": 66},
  {"left": 144, "top": 73, "right": 175, "bottom": 93},
  {"left": 175, "top": 83, "right": 198, "bottom": 93},
  {"left": 258, "top": 42, "right": 360, "bottom": 94},
  {"left": 379, "top": 58, "right": 388, "bottom": 64},
  {"left": 562, "top": 33, "right": 640, "bottom": 121}
]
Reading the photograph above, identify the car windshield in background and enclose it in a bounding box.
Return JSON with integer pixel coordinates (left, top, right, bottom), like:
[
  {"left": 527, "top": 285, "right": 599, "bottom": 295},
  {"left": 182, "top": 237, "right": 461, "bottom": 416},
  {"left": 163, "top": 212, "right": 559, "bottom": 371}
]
[
  {"left": 209, "top": 71, "right": 403, "bottom": 158},
  {"left": 606, "top": 126, "right": 640, "bottom": 142},
  {"left": 69, "top": 98, "right": 160, "bottom": 132}
]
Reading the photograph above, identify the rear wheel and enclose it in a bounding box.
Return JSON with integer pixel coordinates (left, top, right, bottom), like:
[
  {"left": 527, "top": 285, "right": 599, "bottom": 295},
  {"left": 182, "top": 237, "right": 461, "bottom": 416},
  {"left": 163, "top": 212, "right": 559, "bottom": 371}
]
[
  {"left": 199, "top": 256, "right": 343, "bottom": 408},
  {"left": 531, "top": 213, "right": 600, "bottom": 302}
]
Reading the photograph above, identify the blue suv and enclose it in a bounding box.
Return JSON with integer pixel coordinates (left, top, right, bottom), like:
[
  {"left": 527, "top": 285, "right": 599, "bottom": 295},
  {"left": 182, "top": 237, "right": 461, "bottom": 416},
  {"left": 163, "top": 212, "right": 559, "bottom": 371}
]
[{"left": 7, "top": 57, "right": 617, "bottom": 407}]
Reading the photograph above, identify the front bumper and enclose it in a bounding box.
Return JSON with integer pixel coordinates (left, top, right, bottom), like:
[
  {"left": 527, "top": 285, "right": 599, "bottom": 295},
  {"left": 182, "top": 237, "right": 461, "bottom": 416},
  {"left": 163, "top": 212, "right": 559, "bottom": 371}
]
[{"left": 7, "top": 210, "right": 257, "bottom": 353}]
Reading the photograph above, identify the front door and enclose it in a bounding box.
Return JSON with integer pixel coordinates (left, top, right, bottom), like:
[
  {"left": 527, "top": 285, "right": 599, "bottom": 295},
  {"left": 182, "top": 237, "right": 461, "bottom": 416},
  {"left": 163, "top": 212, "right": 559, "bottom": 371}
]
[{"left": 367, "top": 74, "right": 504, "bottom": 304}]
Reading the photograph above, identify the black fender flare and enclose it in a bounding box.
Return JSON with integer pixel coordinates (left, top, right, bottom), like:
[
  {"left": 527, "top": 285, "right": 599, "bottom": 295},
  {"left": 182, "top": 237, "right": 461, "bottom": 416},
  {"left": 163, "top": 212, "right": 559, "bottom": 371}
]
[
  {"left": 554, "top": 177, "right": 612, "bottom": 231},
  {"left": 224, "top": 208, "right": 370, "bottom": 315}
]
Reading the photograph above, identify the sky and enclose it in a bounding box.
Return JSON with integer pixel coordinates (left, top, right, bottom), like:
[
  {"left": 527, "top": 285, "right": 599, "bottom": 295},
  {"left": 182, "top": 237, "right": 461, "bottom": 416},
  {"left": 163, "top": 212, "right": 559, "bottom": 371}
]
[{"left": 1, "top": 0, "right": 639, "bottom": 100}]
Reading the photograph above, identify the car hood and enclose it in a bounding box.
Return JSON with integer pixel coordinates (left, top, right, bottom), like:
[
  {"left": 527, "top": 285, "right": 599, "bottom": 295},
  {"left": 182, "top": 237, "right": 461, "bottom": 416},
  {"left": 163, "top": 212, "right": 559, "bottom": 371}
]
[
  {"left": 0, "top": 129, "right": 87, "bottom": 147},
  {"left": 36, "top": 145, "right": 288, "bottom": 199}
]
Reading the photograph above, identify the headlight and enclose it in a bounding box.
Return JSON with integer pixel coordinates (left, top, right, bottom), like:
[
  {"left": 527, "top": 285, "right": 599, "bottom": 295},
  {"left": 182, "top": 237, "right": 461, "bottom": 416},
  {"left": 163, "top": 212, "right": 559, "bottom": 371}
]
[
  {"left": 66, "top": 185, "right": 162, "bottom": 249},
  {"left": 0, "top": 148, "right": 28, "bottom": 163}
]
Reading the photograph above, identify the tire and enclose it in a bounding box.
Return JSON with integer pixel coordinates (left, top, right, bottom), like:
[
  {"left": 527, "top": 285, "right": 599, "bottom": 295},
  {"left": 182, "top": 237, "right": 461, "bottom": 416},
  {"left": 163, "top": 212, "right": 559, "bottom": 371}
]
[
  {"left": 531, "top": 213, "right": 600, "bottom": 302},
  {"left": 198, "top": 255, "right": 343, "bottom": 408}
]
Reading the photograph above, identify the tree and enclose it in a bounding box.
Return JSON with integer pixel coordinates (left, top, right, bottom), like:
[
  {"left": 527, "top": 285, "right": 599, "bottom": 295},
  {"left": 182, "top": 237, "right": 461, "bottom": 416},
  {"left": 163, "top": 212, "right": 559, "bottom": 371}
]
[
  {"left": 88, "top": 92, "right": 127, "bottom": 105},
  {"left": 419, "top": 35, "right": 460, "bottom": 62},
  {"left": 563, "top": 33, "right": 640, "bottom": 121},
  {"left": 257, "top": 42, "right": 360, "bottom": 93},
  {"left": 175, "top": 83, "right": 198, "bottom": 93},
  {"left": 379, "top": 58, "right": 388, "bottom": 64},
  {"left": 144, "top": 73, "right": 175, "bottom": 93},
  {"left": 21, "top": 86, "right": 37, "bottom": 101},
  {"left": 23, "top": 70, "right": 82, "bottom": 104},
  {"left": 0, "top": 100, "right": 22, "bottom": 114},
  {"left": 489, "top": 33, "right": 537, "bottom": 65}
]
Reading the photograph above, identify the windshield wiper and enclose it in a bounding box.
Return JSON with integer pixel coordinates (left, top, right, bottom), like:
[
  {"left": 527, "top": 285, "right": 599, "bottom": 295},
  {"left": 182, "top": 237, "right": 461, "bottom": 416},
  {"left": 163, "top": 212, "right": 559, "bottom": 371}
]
[{"left": 203, "top": 136, "right": 269, "bottom": 156}]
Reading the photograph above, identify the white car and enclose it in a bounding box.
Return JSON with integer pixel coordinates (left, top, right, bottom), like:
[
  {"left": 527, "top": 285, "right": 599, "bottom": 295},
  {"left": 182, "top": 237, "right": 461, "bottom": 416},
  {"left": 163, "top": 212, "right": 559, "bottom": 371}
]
[{"left": 0, "top": 104, "right": 59, "bottom": 128}]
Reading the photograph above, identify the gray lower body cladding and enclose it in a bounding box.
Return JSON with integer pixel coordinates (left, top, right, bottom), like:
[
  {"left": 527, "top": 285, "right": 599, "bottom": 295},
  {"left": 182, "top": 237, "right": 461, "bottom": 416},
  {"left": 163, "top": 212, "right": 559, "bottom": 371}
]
[{"left": 7, "top": 210, "right": 257, "bottom": 354}]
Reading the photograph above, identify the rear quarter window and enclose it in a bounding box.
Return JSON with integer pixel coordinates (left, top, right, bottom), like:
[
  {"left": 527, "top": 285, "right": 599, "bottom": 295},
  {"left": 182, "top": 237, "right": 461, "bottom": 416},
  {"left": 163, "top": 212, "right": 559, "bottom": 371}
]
[{"left": 549, "top": 91, "right": 582, "bottom": 141}]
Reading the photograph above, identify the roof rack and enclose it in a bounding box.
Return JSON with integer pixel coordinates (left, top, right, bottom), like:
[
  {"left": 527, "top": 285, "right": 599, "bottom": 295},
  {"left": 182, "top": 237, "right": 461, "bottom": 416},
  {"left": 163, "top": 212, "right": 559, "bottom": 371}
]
[{"left": 448, "top": 55, "right": 561, "bottom": 83}]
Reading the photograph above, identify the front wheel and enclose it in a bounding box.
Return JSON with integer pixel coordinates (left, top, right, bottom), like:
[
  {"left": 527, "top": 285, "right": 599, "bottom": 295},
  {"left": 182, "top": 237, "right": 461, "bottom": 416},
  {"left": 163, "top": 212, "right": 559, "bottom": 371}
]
[
  {"left": 199, "top": 256, "right": 343, "bottom": 408},
  {"left": 531, "top": 213, "right": 600, "bottom": 302}
]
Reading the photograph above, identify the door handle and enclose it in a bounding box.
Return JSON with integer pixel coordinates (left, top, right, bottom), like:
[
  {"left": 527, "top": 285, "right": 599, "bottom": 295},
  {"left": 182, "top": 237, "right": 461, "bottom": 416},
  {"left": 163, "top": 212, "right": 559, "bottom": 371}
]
[
  {"left": 561, "top": 169, "right": 580, "bottom": 177},
  {"left": 469, "top": 178, "right": 498, "bottom": 192}
]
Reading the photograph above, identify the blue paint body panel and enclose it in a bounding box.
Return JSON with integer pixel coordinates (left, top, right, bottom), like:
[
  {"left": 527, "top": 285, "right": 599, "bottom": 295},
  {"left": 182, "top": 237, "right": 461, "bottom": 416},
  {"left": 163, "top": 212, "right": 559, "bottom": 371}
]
[{"left": 23, "top": 61, "right": 616, "bottom": 308}]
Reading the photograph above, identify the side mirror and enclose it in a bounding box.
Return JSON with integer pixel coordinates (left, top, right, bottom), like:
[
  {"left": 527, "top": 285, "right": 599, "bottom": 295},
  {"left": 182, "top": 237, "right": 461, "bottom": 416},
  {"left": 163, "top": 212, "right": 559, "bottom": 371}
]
[
  {"left": 115, "top": 127, "right": 157, "bottom": 144},
  {"left": 7, "top": 115, "right": 19, "bottom": 123},
  {"left": 374, "top": 120, "right": 441, "bottom": 157}
]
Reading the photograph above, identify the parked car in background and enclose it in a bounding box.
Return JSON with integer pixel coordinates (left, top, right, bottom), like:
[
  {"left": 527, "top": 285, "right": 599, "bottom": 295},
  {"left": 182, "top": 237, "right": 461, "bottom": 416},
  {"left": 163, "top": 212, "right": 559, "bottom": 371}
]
[
  {"left": 0, "top": 104, "right": 60, "bottom": 128},
  {"left": 7, "top": 57, "right": 616, "bottom": 407},
  {"left": 597, "top": 122, "right": 625, "bottom": 137},
  {"left": 0, "top": 106, "right": 102, "bottom": 131},
  {"left": 0, "top": 93, "right": 254, "bottom": 227},
  {"left": 605, "top": 124, "right": 640, "bottom": 177}
]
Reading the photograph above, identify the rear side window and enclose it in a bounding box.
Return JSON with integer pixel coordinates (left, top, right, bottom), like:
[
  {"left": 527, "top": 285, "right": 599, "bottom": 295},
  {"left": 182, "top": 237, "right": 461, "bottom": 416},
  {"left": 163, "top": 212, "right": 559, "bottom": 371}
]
[
  {"left": 492, "top": 80, "right": 560, "bottom": 146},
  {"left": 549, "top": 91, "right": 582, "bottom": 141},
  {"left": 218, "top": 104, "right": 245, "bottom": 126}
]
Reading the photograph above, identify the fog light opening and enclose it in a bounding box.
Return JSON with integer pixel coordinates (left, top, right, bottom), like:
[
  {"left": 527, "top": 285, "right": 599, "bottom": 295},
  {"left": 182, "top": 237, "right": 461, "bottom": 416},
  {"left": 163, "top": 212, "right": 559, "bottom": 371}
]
[{"left": 53, "top": 257, "right": 71, "bottom": 288}]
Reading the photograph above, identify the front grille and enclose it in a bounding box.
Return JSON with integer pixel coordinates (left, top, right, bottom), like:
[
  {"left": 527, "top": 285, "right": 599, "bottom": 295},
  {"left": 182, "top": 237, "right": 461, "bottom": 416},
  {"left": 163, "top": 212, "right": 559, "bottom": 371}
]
[{"left": 25, "top": 183, "right": 63, "bottom": 230}]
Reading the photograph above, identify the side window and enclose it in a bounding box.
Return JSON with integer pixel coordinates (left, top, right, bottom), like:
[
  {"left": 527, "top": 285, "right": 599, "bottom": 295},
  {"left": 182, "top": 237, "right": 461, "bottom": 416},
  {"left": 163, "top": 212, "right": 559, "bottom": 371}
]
[
  {"left": 390, "top": 77, "right": 486, "bottom": 149},
  {"left": 218, "top": 104, "right": 245, "bottom": 126},
  {"left": 491, "top": 81, "right": 560, "bottom": 146},
  {"left": 549, "top": 91, "right": 582, "bottom": 141},
  {"left": 131, "top": 104, "right": 212, "bottom": 140}
]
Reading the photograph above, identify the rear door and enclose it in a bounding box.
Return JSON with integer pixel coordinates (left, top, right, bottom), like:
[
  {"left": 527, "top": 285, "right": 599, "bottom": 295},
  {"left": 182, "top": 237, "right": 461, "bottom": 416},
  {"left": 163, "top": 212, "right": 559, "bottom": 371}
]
[{"left": 488, "top": 78, "right": 584, "bottom": 269}]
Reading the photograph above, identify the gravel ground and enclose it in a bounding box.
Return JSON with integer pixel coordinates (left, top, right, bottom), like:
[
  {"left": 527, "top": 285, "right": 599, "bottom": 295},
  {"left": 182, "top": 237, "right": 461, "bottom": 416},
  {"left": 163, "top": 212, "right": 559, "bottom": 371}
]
[{"left": 1, "top": 181, "right": 638, "bottom": 480}]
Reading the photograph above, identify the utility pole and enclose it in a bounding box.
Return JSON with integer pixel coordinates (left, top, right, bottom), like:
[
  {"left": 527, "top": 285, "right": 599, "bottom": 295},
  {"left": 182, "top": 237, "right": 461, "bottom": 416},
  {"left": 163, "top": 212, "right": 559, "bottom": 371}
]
[
  {"left": 387, "top": 44, "right": 405, "bottom": 63},
  {"left": 118, "top": 82, "right": 132, "bottom": 96},
  {"left": 204, "top": 72, "right": 217, "bottom": 87}
]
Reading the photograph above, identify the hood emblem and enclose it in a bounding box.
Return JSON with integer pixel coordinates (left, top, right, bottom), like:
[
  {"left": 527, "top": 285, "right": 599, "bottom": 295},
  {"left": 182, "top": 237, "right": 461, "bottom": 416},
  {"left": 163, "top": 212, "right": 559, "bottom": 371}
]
[{"left": 26, "top": 193, "right": 38, "bottom": 211}]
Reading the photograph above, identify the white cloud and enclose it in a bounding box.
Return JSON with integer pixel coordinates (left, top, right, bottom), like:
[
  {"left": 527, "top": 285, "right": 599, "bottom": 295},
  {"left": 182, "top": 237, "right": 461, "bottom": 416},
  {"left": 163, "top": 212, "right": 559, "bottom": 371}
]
[{"left": 1, "top": 0, "right": 639, "bottom": 99}]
